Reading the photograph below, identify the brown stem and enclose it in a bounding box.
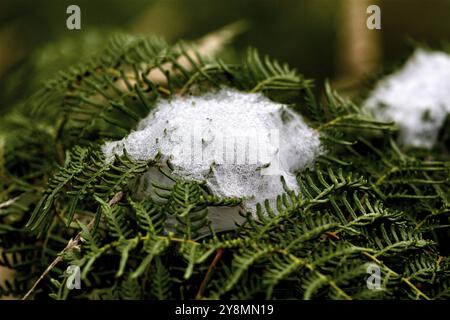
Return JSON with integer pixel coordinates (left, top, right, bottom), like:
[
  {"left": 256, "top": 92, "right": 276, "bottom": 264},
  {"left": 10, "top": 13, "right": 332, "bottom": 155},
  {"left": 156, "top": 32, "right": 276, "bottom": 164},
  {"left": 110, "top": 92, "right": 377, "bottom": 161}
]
[
  {"left": 196, "top": 248, "right": 224, "bottom": 299},
  {"left": 22, "top": 191, "right": 124, "bottom": 300}
]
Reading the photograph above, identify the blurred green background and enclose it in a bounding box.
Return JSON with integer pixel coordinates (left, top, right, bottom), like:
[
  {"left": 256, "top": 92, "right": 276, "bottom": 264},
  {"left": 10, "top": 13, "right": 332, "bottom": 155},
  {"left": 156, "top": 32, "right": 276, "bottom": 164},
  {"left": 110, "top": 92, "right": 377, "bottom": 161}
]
[{"left": 1, "top": 0, "right": 450, "bottom": 106}]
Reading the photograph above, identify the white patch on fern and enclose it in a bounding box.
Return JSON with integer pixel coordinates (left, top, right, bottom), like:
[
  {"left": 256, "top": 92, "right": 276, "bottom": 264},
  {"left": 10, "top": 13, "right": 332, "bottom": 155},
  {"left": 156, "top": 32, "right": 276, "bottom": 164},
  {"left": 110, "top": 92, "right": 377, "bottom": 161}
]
[
  {"left": 102, "top": 88, "right": 322, "bottom": 231},
  {"left": 364, "top": 49, "right": 450, "bottom": 148}
]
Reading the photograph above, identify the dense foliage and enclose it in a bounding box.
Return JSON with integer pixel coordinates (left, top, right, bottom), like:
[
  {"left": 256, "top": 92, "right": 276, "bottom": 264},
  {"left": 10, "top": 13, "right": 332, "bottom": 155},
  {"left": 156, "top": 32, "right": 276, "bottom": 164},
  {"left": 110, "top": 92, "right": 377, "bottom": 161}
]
[{"left": 0, "top": 33, "right": 449, "bottom": 300}]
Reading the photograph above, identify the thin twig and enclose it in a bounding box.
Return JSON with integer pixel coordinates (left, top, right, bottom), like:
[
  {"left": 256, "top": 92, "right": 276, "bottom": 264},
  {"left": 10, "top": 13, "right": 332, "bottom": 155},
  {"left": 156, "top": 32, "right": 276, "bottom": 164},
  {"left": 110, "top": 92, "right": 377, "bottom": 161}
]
[
  {"left": 196, "top": 248, "right": 224, "bottom": 299},
  {"left": 22, "top": 191, "right": 124, "bottom": 300},
  {"left": 0, "top": 196, "right": 20, "bottom": 209}
]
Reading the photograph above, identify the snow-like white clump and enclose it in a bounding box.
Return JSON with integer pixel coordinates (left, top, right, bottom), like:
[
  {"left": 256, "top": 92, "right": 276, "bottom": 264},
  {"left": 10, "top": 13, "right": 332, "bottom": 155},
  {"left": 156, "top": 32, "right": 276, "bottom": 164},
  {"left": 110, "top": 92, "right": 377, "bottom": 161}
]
[
  {"left": 102, "top": 88, "right": 322, "bottom": 232},
  {"left": 364, "top": 49, "right": 450, "bottom": 148}
]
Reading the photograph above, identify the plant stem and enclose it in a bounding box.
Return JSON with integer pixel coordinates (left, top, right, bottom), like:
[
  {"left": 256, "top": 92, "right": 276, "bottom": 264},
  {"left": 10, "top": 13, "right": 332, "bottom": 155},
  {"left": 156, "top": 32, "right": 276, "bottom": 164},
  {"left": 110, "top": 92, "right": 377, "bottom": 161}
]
[{"left": 22, "top": 191, "right": 124, "bottom": 300}]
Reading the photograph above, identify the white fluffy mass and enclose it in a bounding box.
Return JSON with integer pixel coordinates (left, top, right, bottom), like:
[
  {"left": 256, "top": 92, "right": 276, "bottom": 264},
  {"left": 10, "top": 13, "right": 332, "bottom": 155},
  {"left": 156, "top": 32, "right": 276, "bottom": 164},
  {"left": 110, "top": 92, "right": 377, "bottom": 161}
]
[
  {"left": 364, "top": 49, "right": 450, "bottom": 148},
  {"left": 102, "top": 88, "right": 322, "bottom": 232}
]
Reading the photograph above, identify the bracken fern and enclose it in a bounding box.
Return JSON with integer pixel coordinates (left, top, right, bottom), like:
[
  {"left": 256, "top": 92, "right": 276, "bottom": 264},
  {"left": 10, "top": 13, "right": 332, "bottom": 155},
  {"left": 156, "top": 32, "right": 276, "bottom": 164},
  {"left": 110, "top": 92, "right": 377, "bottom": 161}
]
[{"left": 0, "top": 32, "right": 449, "bottom": 300}]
